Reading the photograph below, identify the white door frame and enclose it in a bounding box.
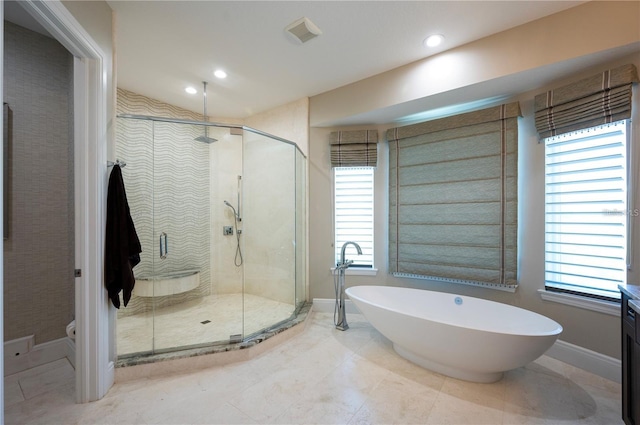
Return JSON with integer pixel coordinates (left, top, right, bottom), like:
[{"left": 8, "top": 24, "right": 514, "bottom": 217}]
[{"left": 16, "top": 0, "right": 112, "bottom": 403}]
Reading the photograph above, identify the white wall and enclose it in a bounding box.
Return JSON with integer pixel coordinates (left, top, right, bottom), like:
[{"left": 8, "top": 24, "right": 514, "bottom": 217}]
[
  {"left": 309, "top": 2, "right": 640, "bottom": 360},
  {"left": 245, "top": 98, "right": 310, "bottom": 156},
  {"left": 61, "top": 0, "right": 114, "bottom": 155}
]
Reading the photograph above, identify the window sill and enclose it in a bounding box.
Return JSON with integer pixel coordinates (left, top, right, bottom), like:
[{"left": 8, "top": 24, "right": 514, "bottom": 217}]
[
  {"left": 537, "top": 289, "right": 619, "bottom": 316},
  {"left": 331, "top": 267, "right": 378, "bottom": 277}
]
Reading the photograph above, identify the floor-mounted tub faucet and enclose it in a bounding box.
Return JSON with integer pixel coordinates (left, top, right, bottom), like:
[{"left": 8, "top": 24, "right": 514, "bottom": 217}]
[
  {"left": 334, "top": 241, "right": 362, "bottom": 331},
  {"left": 340, "top": 241, "right": 362, "bottom": 267}
]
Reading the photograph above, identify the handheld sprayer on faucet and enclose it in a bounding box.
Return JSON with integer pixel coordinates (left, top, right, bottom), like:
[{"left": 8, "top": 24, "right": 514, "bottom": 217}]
[{"left": 334, "top": 241, "right": 362, "bottom": 331}]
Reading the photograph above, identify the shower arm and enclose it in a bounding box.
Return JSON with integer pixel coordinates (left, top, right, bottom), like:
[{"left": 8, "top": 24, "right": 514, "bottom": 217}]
[{"left": 202, "top": 81, "right": 209, "bottom": 137}]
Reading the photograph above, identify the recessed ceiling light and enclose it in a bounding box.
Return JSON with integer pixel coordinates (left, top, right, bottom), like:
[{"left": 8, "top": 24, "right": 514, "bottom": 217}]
[
  {"left": 185, "top": 86, "right": 197, "bottom": 94},
  {"left": 424, "top": 34, "right": 444, "bottom": 48},
  {"left": 214, "top": 70, "right": 227, "bottom": 79}
]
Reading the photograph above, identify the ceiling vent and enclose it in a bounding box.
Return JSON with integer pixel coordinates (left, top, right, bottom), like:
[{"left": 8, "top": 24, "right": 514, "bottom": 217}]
[{"left": 285, "top": 17, "right": 322, "bottom": 44}]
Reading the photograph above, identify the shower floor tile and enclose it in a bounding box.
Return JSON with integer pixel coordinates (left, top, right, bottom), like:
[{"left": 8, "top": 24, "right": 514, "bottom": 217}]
[{"left": 116, "top": 293, "right": 294, "bottom": 356}]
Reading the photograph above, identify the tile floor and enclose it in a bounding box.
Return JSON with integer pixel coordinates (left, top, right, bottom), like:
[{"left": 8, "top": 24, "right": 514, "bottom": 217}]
[
  {"left": 117, "top": 293, "right": 295, "bottom": 356},
  {"left": 5, "top": 312, "right": 623, "bottom": 424}
]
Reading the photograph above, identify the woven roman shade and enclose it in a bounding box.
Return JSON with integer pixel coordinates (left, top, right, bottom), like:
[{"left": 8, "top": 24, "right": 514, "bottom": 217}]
[
  {"left": 535, "top": 63, "right": 638, "bottom": 139},
  {"left": 387, "top": 102, "right": 521, "bottom": 288},
  {"left": 330, "top": 130, "right": 378, "bottom": 167}
]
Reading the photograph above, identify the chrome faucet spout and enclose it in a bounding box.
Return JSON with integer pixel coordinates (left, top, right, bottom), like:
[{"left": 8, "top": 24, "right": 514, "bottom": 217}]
[{"left": 340, "top": 241, "right": 362, "bottom": 265}]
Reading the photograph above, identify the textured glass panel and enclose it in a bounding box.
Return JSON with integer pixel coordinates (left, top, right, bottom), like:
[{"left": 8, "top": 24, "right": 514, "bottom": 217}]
[{"left": 243, "top": 129, "right": 296, "bottom": 337}]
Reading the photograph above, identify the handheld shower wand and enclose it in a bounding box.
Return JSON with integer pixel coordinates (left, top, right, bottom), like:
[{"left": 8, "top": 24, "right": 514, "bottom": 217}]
[{"left": 224, "top": 200, "right": 241, "bottom": 221}]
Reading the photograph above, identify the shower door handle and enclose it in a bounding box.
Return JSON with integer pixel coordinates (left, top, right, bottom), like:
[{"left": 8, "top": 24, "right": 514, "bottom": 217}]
[{"left": 159, "top": 232, "right": 168, "bottom": 259}]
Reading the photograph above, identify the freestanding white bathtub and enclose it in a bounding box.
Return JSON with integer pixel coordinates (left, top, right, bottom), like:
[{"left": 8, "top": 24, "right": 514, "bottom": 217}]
[{"left": 346, "top": 285, "right": 562, "bottom": 383}]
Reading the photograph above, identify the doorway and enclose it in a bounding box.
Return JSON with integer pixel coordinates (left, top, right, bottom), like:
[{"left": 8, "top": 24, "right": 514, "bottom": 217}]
[
  {"left": 1, "top": 0, "right": 113, "bottom": 407},
  {"left": 2, "top": 15, "right": 75, "bottom": 398}
]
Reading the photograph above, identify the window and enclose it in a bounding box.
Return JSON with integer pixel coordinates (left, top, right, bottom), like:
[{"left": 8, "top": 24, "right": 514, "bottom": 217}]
[
  {"left": 544, "top": 120, "right": 629, "bottom": 301},
  {"left": 334, "top": 167, "right": 374, "bottom": 267}
]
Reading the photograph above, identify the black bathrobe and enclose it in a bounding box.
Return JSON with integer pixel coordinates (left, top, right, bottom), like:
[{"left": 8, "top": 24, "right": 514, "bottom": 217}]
[{"left": 105, "top": 164, "right": 141, "bottom": 308}]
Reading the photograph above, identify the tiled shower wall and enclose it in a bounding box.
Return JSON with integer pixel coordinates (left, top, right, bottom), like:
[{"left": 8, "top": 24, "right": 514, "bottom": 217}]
[
  {"left": 3, "top": 22, "right": 74, "bottom": 344},
  {"left": 116, "top": 89, "right": 211, "bottom": 317}
]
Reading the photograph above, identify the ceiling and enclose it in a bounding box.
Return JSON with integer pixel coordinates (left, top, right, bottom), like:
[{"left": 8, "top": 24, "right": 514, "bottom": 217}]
[
  {"left": 8, "top": 1, "right": 589, "bottom": 125},
  {"left": 107, "top": 1, "right": 590, "bottom": 124}
]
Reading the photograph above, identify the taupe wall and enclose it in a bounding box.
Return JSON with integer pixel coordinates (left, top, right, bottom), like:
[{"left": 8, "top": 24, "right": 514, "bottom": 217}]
[
  {"left": 309, "top": 2, "right": 640, "bottom": 360},
  {"left": 3, "top": 22, "right": 74, "bottom": 344}
]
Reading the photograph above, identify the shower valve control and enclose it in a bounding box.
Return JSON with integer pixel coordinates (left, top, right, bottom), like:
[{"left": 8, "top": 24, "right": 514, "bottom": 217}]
[{"left": 223, "top": 226, "right": 234, "bottom": 236}]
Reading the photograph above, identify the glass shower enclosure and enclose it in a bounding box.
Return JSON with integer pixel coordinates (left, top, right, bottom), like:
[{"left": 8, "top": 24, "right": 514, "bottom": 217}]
[{"left": 114, "top": 115, "right": 306, "bottom": 358}]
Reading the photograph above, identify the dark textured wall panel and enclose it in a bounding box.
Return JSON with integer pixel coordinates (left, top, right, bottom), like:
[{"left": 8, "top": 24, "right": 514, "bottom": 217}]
[{"left": 3, "top": 21, "right": 74, "bottom": 344}]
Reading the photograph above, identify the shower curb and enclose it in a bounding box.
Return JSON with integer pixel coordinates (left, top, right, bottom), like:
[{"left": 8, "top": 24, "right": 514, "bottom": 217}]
[{"left": 114, "top": 302, "right": 312, "bottom": 382}]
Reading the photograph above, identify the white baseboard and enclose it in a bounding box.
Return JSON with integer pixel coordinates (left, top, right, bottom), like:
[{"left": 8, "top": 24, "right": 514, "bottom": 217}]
[
  {"left": 546, "top": 339, "right": 621, "bottom": 383},
  {"left": 312, "top": 298, "right": 359, "bottom": 314},
  {"left": 65, "top": 338, "right": 76, "bottom": 369},
  {"left": 312, "top": 299, "right": 621, "bottom": 383},
  {"left": 4, "top": 336, "right": 76, "bottom": 376}
]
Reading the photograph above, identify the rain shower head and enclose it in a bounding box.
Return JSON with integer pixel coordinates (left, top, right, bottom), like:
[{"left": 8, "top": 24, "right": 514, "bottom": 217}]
[
  {"left": 194, "top": 81, "right": 218, "bottom": 144},
  {"left": 194, "top": 135, "right": 218, "bottom": 144}
]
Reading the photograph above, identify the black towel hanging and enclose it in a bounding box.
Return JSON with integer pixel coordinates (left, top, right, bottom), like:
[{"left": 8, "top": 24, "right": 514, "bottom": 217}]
[{"left": 104, "top": 164, "right": 141, "bottom": 308}]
